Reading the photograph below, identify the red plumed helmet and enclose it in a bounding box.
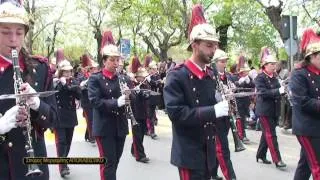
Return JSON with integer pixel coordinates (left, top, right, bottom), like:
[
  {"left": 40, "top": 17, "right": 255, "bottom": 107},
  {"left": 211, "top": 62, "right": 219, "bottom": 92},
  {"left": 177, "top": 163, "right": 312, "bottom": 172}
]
[
  {"left": 101, "top": 31, "right": 115, "bottom": 51},
  {"left": 144, "top": 55, "right": 152, "bottom": 68},
  {"left": 131, "top": 55, "right": 141, "bottom": 73},
  {"left": 237, "top": 55, "right": 246, "bottom": 72},
  {"left": 55, "top": 48, "right": 65, "bottom": 65},
  {"left": 187, "top": 4, "right": 219, "bottom": 51},
  {"left": 81, "top": 54, "right": 92, "bottom": 68},
  {"left": 259, "top": 46, "right": 277, "bottom": 66},
  {"left": 300, "top": 28, "right": 320, "bottom": 58}
]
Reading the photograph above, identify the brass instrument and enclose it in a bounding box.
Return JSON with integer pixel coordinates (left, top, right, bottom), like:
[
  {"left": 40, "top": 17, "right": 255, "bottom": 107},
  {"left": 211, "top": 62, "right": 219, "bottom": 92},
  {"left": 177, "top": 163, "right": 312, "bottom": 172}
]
[
  {"left": 11, "top": 48, "right": 43, "bottom": 177},
  {"left": 213, "top": 66, "right": 246, "bottom": 152},
  {"left": 118, "top": 76, "right": 138, "bottom": 126}
]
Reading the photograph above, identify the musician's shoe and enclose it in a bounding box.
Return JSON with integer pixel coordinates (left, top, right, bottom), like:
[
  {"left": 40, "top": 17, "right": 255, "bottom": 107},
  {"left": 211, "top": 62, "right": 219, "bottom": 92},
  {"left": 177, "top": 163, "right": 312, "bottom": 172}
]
[
  {"left": 60, "top": 168, "right": 70, "bottom": 178},
  {"left": 150, "top": 133, "right": 159, "bottom": 140},
  {"left": 137, "top": 157, "right": 150, "bottom": 163},
  {"left": 256, "top": 157, "right": 272, "bottom": 164},
  {"left": 242, "top": 137, "right": 250, "bottom": 144},
  {"left": 275, "top": 161, "right": 287, "bottom": 168},
  {"left": 211, "top": 175, "right": 223, "bottom": 180}
]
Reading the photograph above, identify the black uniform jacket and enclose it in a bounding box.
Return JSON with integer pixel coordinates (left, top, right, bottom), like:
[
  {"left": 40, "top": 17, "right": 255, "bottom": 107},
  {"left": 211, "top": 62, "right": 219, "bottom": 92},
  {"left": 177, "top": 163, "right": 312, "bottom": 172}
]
[
  {"left": 54, "top": 78, "right": 81, "bottom": 128},
  {"left": 164, "top": 60, "right": 218, "bottom": 170},
  {"left": 290, "top": 65, "right": 320, "bottom": 137},
  {"left": 88, "top": 70, "right": 129, "bottom": 137},
  {"left": 254, "top": 71, "right": 281, "bottom": 117},
  {"left": 0, "top": 55, "right": 57, "bottom": 179},
  {"left": 234, "top": 75, "right": 255, "bottom": 117}
]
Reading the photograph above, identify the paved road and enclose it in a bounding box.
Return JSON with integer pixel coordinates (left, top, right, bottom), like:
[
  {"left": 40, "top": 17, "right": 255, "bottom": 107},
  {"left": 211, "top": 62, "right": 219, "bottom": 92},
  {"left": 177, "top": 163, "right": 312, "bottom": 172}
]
[{"left": 44, "top": 110, "right": 306, "bottom": 180}]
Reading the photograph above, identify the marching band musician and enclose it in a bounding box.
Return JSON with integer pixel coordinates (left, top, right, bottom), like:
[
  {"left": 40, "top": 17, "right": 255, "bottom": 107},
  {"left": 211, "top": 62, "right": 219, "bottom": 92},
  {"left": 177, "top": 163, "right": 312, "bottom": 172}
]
[
  {"left": 88, "top": 31, "right": 130, "bottom": 180},
  {"left": 291, "top": 28, "right": 320, "bottom": 180},
  {"left": 0, "top": 1, "right": 57, "bottom": 179},
  {"left": 211, "top": 49, "right": 236, "bottom": 180},
  {"left": 79, "top": 54, "right": 99, "bottom": 144},
  {"left": 163, "top": 4, "right": 229, "bottom": 180},
  {"left": 53, "top": 59, "right": 81, "bottom": 177},
  {"left": 146, "top": 61, "right": 162, "bottom": 140},
  {"left": 130, "top": 67, "right": 152, "bottom": 163},
  {"left": 234, "top": 56, "right": 254, "bottom": 144},
  {"left": 254, "top": 47, "right": 286, "bottom": 168}
]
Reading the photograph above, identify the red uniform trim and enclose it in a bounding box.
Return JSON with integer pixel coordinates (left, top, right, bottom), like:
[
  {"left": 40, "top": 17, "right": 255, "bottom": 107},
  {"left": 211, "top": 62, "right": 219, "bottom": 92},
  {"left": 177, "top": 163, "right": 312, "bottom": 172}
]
[
  {"left": 216, "top": 136, "right": 231, "bottom": 180},
  {"left": 102, "top": 68, "right": 116, "bottom": 79},
  {"left": 260, "top": 116, "right": 280, "bottom": 163},
  {"left": 297, "top": 136, "right": 320, "bottom": 180},
  {"left": 179, "top": 168, "right": 190, "bottom": 180},
  {"left": 96, "top": 137, "right": 106, "bottom": 180},
  {"left": 307, "top": 65, "right": 320, "bottom": 75},
  {"left": 236, "top": 118, "right": 244, "bottom": 140},
  {"left": 132, "top": 129, "right": 139, "bottom": 160},
  {"left": 184, "top": 60, "right": 208, "bottom": 80}
]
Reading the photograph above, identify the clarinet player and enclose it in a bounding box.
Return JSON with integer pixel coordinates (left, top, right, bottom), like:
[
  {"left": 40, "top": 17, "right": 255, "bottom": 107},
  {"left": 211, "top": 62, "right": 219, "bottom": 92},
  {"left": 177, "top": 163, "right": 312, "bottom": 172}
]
[
  {"left": 0, "top": 1, "right": 57, "bottom": 179},
  {"left": 88, "top": 31, "right": 130, "bottom": 180}
]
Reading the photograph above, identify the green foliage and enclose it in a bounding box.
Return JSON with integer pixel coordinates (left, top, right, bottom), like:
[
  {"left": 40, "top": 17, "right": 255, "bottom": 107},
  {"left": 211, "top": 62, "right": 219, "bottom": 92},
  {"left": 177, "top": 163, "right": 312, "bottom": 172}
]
[{"left": 63, "top": 45, "right": 88, "bottom": 65}]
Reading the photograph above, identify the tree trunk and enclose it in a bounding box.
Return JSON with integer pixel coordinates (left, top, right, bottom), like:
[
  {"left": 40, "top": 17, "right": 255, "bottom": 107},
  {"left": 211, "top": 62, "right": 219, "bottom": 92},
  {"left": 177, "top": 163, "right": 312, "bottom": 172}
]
[
  {"left": 94, "top": 29, "right": 102, "bottom": 66},
  {"left": 216, "top": 24, "right": 231, "bottom": 51},
  {"left": 159, "top": 49, "right": 168, "bottom": 61}
]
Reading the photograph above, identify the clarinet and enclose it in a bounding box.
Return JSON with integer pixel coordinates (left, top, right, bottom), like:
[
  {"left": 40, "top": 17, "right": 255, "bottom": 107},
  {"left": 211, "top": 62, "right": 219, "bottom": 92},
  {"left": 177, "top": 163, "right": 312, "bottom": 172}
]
[
  {"left": 118, "top": 76, "right": 138, "bottom": 126},
  {"left": 11, "top": 49, "right": 43, "bottom": 176},
  {"left": 212, "top": 64, "right": 246, "bottom": 152}
]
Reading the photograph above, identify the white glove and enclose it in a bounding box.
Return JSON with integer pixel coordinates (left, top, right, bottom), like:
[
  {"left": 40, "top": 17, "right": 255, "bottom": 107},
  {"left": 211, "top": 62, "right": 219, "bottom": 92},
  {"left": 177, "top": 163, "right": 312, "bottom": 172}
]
[
  {"left": 215, "top": 90, "right": 223, "bottom": 102},
  {"left": 21, "top": 83, "right": 40, "bottom": 111},
  {"left": 60, "top": 77, "right": 67, "bottom": 85},
  {"left": 146, "top": 75, "right": 151, "bottom": 82},
  {"left": 214, "top": 100, "right": 229, "bottom": 118},
  {"left": 80, "top": 79, "right": 88, "bottom": 87},
  {"left": 279, "top": 86, "right": 285, "bottom": 94},
  {"left": 117, "top": 95, "right": 126, "bottom": 107},
  {"left": 0, "top": 106, "right": 19, "bottom": 134},
  {"left": 245, "top": 76, "right": 250, "bottom": 84},
  {"left": 238, "top": 77, "right": 246, "bottom": 84}
]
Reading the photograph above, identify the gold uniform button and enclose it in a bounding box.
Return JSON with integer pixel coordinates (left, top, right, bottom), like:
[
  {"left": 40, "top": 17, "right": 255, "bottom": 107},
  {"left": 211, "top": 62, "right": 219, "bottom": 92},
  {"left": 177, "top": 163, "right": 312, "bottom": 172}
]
[
  {"left": 312, "top": 80, "right": 315, "bottom": 84},
  {"left": 109, "top": 89, "right": 112, "bottom": 93},
  {"left": 8, "top": 142, "right": 13, "bottom": 147},
  {"left": 308, "top": 74, "right": 311, "bottom": 77},
  {"left": 106, "top": 83, "right": 108, "bottom": 86},
  {"left": 193, "top": 88, "right": 196, "bottom": 92},
  {"left": 316, "top": 88, "right": 319, "bottom": 91},
  {"left": 33, "top": 69, "right": 36, "bottom": 73},
  {"left": 204, "top": 125, "right": 207, "bottom": 128},
  {"left": 196, "top": 99, "right": 199, "bottom": 104},
  {"left": 34, "top": 82, "right": 38, "bottom": 86}
]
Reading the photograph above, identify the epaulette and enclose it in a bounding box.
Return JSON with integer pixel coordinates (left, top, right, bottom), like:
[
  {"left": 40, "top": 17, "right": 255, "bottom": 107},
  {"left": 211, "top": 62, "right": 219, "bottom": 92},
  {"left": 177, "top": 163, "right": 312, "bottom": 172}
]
[
  {"left": 31, "top": 55, "right": 48, "bottom": 63},
  {"left": 172, "top": 63, "right": 184, "bottom": 70}
]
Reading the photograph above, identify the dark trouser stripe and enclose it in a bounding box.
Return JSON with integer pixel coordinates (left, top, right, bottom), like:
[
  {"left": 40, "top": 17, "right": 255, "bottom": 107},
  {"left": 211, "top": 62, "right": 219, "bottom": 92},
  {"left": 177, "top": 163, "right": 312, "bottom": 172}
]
[
  {"left": 297, "top": 136, "right": 320, "bottom": 180},
  {"left": 260, "top": 116, "right": 280, "bottom": 163},
  {"left": 83, "top": 110, "right": 93, "bottom": 139},
  {"left": 96, "top": 137, "right": 106, "bottom": 180},
  {"left": 236, "top": 118, "right": 243, "bottom": 140},
  {"left": 216, "top": 136, "right": 231, "bottom": 180}
]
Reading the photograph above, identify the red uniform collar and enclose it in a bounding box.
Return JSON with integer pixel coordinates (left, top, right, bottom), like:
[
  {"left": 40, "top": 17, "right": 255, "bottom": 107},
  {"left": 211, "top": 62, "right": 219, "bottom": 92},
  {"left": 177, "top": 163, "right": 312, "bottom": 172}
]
[
  {"left": 0, "top": 54, "right": 25, "bottom": 72},
  {"left": 263, "top": 70, "right": 274, "bottom": 78},
  {"left": 102, "top": 68, "right": 116, "bottom": 79},
  {"left": 184, "top": 60, "right": 208, "bottom": 79},
  {"left": 307, "top": 64, "right": 320, "bottom": 75}
]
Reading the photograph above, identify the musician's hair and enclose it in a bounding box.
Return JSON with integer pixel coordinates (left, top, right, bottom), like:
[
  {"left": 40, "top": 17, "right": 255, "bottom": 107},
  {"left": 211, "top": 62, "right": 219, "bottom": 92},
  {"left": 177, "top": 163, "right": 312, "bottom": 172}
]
[{"left": 301, "top": 51, "right": 320, "bottom": 67}]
